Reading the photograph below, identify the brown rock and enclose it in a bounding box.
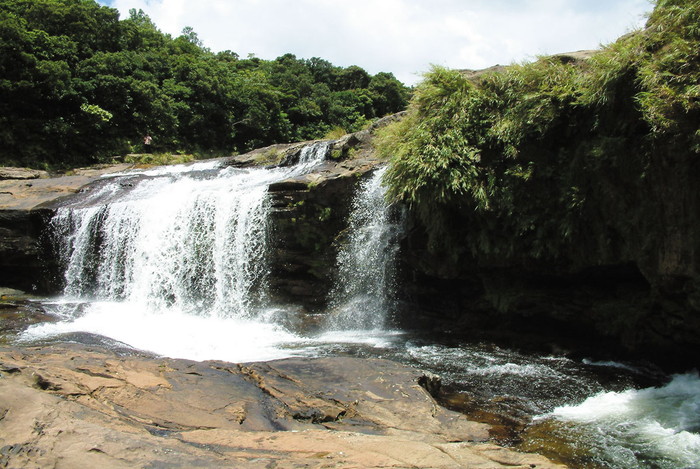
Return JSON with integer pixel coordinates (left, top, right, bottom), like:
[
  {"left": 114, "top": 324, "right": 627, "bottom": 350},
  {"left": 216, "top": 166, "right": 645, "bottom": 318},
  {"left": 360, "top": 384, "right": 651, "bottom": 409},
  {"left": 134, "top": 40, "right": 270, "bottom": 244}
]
[
  {"left": 0, "top": 167, "right": 50, "bottom": 180},
  {"left": 0, "top": 343, "right": 567, "bottom": 468}
]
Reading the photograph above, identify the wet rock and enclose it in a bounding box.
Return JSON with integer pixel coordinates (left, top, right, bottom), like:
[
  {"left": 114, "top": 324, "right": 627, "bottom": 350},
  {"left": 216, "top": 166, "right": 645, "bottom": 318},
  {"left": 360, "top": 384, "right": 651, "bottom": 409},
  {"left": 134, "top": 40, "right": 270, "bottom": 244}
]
[
  {"left": 264, "top": 128, "right": 388, "bottom": 309},
  {"left": 223, "top": 142, "right": 309, "bottom": 168},
  {"left": 0, "top": 344, "right": 566, "bottom": 468},
  {"left": 518, "top": 419, "right": 597, "bottom": 469},
  {"left": 0, "top": 303, "right": 56, "bottom": 344},
  {"left": 267, "top": 159, "right": 381, "bottom": 308}
]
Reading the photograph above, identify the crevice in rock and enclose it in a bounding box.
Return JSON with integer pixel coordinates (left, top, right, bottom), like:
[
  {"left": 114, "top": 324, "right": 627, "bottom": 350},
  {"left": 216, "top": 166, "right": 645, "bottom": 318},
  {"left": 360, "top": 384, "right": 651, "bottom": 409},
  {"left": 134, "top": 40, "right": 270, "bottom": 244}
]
[
  {"left": 32, "top": 372, "right": 61, "bottom": 391},
  {"left": 75, "top": 367, "right": 117, "bottom": 379},
  {"left": 0, "top": 363, "right": 22, "bottom": 374}
]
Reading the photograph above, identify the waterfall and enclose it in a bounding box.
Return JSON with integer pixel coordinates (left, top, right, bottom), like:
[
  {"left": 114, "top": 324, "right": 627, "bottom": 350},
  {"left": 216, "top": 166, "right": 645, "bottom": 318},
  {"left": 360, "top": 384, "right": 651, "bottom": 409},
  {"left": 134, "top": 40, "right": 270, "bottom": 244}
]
[
  {"left": 327, "top": 166, "right": 403, "bottom": 330},
  {"left": 49, "top": 142, "right": 330, "bottom": 319},
  {"left": 26, "top": 141, "right": 408, "bottom": 360},
  {"left": 19, "top": 144, "right": 700, "bottom": 467}
]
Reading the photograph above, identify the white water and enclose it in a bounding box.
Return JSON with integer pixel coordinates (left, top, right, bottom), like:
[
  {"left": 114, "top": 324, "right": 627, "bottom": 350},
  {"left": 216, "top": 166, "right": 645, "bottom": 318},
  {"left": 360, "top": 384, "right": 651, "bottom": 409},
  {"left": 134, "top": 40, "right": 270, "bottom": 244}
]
[
  {"left": 104, "top": 159, "right": 222, "bottom": 178},
  {"left": 23, "top": 142, "right": 405, "bottom": 360},
  {"left": 17, "top": 144, "right": 700, "bottom": 467},
  {"left": 53, "top": 167, "right": 275, "bottom": 316},
  {"left": 27, "top": 300, "right": 300, "bottom": 362},
  {"left": 327, "top": 166, "right": 402, "bottom": 330},
  {"left": 545, "top": 372, "right": 700, "bottom": 468},
  {"left": 24, "top": 143, "right": 337, "bottom": 360}
]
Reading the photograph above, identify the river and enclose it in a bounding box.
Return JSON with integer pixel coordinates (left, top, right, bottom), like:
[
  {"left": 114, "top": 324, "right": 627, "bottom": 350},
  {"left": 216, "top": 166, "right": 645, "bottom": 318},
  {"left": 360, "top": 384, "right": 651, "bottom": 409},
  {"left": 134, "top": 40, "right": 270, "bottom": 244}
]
[{"left": 14, "top": 143, "right": 700, "bottom": 469}]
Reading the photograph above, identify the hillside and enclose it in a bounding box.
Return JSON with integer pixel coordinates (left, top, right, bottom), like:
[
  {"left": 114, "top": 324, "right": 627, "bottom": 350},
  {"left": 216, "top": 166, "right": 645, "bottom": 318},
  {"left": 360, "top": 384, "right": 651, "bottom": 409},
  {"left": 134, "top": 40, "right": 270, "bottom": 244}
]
[
  {"left": 0, "top": 0, "right": 410, "bottom": 168},
  {"left": 376, "top": 0, "right": 700, "bottom": 364}
]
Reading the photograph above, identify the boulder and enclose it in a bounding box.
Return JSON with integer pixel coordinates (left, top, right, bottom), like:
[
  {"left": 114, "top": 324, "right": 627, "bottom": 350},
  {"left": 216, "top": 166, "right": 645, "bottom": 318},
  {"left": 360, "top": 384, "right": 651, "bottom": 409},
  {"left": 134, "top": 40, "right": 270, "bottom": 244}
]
[{"left": 0, "top": 167, "right": 50, "bottom": 180}]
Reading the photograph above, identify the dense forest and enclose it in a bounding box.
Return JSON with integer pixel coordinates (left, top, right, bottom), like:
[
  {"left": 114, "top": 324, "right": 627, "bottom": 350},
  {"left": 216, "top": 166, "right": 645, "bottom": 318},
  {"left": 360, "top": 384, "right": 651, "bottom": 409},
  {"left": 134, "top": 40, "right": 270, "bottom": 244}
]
[{"left": 0, "top": 0, "right": 410, "bottom": 168}]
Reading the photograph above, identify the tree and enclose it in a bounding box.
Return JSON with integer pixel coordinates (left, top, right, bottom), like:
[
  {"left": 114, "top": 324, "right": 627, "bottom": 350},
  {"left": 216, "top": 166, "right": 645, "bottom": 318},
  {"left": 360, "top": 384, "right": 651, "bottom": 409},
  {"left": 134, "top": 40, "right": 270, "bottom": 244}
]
[{"left": 0, "top": 0, "right": 410, "bottom": 168}]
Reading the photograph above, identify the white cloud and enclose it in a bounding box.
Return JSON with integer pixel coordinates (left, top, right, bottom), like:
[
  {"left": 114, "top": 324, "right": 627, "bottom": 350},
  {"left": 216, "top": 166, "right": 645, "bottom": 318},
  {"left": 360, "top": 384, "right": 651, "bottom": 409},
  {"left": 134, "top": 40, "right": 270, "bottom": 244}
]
[{"left": 106, "top": 0, "right": 651, "bottom": 85}]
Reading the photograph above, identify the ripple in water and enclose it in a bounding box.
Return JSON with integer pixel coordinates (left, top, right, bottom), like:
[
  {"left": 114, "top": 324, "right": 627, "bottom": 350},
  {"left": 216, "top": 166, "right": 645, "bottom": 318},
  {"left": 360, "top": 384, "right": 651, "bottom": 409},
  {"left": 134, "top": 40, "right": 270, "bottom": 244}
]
[{"left": 525, "top": 372, "right": 700, "bottom": 469}]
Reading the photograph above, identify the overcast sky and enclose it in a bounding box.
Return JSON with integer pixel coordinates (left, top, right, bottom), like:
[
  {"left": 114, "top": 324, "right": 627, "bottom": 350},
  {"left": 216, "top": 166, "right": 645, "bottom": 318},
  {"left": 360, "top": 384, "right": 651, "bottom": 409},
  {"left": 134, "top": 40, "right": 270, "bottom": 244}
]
[{"left": 97, "top": 0, "right": 653, "bottom": 85}]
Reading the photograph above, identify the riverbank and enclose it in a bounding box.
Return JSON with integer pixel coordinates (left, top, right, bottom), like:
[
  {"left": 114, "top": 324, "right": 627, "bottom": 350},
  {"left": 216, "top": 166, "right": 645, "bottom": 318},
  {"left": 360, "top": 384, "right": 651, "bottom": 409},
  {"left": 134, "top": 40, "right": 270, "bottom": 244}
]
[{"left": 0, "top": 342, "right": 565, "bottom": 469}]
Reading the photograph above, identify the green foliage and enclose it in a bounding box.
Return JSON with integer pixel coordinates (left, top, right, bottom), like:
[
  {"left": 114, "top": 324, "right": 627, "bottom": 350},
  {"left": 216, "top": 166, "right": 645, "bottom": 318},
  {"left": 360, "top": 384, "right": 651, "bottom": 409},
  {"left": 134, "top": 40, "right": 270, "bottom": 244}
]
[
  {"left": 317, "top": 207, "right": 332, "bottom": 222},
  {"left": 123, "top": 152, "right": 195, "bottom": 166},
  {"left": 633, "top": 0, "right": 700, "bottom": 140},
  {"left": 0, "top": 0, "right": 411, "bottom": 168},
  {"left": 80, "top": 103, "right": 113, "bottom": 122},
  {"left": 378, "top": 0, "right": 699, "bottom": 262},
  {"left": 324, "top": 126, "right": 348, "bottom": 140}
]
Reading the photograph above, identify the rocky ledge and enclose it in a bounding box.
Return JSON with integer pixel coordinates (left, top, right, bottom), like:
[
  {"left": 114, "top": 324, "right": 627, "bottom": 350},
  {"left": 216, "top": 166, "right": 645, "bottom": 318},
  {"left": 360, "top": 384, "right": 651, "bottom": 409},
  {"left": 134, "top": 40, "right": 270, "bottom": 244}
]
[
  {"left": 0, "top": 163, "right": 144, "bottom": 292},
  {"left": 0, "top": 125, "right": 385, "bottom": 301},
  {"left": 0, "top": 344, "right": 564, "bottom": 468}
]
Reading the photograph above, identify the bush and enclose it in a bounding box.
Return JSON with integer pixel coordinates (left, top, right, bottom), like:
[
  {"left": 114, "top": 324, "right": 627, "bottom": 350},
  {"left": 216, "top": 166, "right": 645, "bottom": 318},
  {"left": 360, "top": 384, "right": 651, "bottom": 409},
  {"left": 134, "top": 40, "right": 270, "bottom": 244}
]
[{"left": 377, "top": 0, "right": 699, "bottom": 261}]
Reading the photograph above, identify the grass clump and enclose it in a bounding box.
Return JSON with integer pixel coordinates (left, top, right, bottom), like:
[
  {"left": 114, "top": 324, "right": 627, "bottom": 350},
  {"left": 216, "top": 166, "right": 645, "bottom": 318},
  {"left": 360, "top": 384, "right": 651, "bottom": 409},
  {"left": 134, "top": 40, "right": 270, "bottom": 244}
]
[
  {"left": 376, "top": 0, "right": 700, "bottom": 263},
  {"left": 324, "top": 126, "right": 349, "bottom": 140},
  {"left": 124, "top": 153, "right": 196, "bottom": 166}
]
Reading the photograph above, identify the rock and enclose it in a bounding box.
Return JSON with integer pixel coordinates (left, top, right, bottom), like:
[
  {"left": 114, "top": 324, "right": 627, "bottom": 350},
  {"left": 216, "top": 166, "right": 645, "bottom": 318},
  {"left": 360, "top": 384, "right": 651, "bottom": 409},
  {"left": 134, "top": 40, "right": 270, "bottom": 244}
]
[
  {"left": 0, "top": 165, "right": 134, "bottom": 212},
  {"left": 0, "top": 298, "right": 55, "bottom": 344},
  {"left": 458, "top": 50, "right": 595, "bottom": 82},
  {"left": 0, "top": 132, "right": 386, "bottom": 301},
  {"left": 551, "top": 49, "right": 596, "bottom": 63},
  {"left": 267, "top": 159, "right": 379, "bottom": 308},
  {"left": 0, "top": 167, "right": 50, "bottom": 180},
  {"left": 0, "top": 343, "right": 566, "bottom": 468},
  {"left": 223, "top": 142, "right": 309, "bottom": 168},
  {"left": 264, "top": 128, "right": 388, "bottom": 308},
  {"left": 0, "top": 209, "right": 52, "bottom": 293},
  {"left": 0, "top": 287, "right": 29, "bottom": 297}
]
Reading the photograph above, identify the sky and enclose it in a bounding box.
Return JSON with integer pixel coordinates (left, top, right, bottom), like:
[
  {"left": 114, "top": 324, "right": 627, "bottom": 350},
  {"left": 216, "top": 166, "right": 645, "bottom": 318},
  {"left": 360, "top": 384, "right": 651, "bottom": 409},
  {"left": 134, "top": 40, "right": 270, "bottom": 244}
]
[{"left": 97, "top": 0, "right": 653, "bottom": 85}]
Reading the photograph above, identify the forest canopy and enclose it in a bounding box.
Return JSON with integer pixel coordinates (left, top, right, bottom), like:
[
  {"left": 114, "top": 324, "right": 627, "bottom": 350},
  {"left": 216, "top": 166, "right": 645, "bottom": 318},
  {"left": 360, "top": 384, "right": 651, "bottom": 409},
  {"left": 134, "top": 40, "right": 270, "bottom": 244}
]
[{"left": 0, "top": 0, "right": 411, "bottom": 168}]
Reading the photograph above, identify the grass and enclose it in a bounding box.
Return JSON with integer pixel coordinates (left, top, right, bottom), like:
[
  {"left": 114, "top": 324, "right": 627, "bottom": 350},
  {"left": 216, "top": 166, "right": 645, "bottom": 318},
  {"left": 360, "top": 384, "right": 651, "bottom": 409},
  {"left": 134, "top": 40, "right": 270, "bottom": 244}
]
[
  {"left": 375, "top": 0, "right": 700, "bottom": 259},
  {"left": 123, "top": 152, "right": 196, "bottom": 166}
]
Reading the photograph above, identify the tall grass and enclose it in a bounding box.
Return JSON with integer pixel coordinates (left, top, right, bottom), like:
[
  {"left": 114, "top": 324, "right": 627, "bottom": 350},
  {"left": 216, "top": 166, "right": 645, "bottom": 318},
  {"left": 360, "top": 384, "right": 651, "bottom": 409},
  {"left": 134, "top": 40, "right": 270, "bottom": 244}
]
[{"left": 376, "top": 0, "right": 699, "bottom": 259}]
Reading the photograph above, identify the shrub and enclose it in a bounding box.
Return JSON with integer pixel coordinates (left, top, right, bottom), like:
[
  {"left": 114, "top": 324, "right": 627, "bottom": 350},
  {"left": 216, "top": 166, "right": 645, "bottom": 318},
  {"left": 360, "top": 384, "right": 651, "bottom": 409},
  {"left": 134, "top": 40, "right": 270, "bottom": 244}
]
[{"left": 377, "top": 0, "right": 699, "bottom": 261}]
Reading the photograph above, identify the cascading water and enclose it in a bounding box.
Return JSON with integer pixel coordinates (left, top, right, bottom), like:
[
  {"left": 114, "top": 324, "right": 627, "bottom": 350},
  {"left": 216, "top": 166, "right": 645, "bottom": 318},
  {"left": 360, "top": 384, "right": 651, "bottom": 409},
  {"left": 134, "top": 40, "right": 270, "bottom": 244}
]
[
  {"left": 326, "top": 166, "right": 402, "bottom": 330},
  {"left": 16, "top": 142, "right": 700, "bottom": 467},
  {"left": 25, "top": 142, "right": 331, "bottom": 361},
  {"left": 532, "top": 371, "right": 700, "bottom": 468},
  {"left": 52, "top": 142, "right": 331, "bottom": 316},
  {"left": 51, "top": 167, "right": 273, "bottom": 317}
]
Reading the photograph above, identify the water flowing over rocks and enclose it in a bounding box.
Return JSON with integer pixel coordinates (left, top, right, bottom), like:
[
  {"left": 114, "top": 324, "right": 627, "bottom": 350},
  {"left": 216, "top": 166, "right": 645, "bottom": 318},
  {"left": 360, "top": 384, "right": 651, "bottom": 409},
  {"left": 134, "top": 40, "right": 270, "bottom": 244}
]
[
  {"left": 0, "top": 164, "right": 141, "bottom": 293},
  {"left": 0, "top": 130, "right": 382, "bottom": 307},
  {"left": 1, "top": 111, "right": 700, "bottom": 364},
  {"left": 0, "top": 343, "right": 565, "bottom": 469},
  {"left": 265, "top": 134, "right": 385, "bottom": 307},
  {"left": 0, "top": 109, "right": 698, "bottom": 467}
]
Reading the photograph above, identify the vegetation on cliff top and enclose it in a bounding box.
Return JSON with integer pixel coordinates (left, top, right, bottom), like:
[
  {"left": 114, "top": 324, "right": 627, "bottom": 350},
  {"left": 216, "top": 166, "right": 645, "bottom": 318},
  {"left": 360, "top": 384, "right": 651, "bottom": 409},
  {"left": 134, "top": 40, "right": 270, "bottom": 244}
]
[
  {"left": 378, "top": 0, "right": 699, "bottom": 265},
  {"left": 0, "top": 0, "right": 410, "bottom": 168}
]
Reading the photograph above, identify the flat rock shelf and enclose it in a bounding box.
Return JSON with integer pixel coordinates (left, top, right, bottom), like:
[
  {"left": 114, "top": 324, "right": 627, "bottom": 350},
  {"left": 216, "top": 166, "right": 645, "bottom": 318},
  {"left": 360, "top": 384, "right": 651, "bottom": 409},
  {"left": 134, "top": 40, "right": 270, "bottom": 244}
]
[{"left": 0, "top": 343, "right": 565, "bottom": 469}]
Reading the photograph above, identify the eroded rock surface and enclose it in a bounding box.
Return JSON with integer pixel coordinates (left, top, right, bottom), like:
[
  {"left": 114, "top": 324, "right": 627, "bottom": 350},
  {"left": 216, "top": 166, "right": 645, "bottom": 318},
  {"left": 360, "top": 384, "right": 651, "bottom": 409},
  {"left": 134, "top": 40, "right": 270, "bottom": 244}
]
[{"left": 0, "top": 344, "right": 565, "bottom": 468}]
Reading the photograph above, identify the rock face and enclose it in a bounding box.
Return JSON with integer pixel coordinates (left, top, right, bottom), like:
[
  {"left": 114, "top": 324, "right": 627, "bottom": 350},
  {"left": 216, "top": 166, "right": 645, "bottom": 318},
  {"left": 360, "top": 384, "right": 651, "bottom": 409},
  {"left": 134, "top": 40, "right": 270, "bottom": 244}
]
[
  {"left": 266, "top": 131, "right": 385, "bottom": 307},
  {"left": 0, "top": 344, "right": 565, "bottom": 469},
  {"left": 0, "top": 134, "right": 382, "bottom": 305},
  {"left": 395, "top": 176, "right": 700, "bottom": 368},
  {"left": 0, "top": 210, "right": 48, "bottom": 293}
]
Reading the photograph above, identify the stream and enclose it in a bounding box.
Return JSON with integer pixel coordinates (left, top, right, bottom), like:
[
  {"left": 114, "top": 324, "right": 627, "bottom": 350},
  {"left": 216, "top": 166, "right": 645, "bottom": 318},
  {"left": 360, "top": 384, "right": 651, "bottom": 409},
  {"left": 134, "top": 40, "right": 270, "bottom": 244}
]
[{"left": 11, "top": 143, "right": 700, "bottom": 469}]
